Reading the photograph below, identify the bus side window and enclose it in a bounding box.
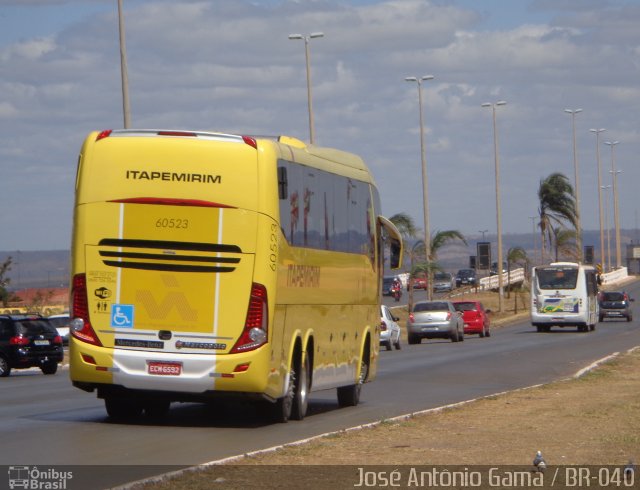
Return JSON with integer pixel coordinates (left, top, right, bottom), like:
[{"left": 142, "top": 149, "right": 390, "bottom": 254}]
[{"left": 278, "top": 166, "right": 288, "bottom": 200}]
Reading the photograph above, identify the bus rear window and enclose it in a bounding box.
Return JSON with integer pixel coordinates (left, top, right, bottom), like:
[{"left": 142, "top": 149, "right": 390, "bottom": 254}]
[{"left": 536, "top": 268, "right": 578, "bottom": 289}]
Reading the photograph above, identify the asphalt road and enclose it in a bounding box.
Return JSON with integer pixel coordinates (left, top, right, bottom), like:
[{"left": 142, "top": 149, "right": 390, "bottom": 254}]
[{"left": 2, "top": 282, "right": 639, "bottom": 489}]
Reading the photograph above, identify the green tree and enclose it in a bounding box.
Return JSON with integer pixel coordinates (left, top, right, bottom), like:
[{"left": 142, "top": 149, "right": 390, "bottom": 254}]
[
  {"left": 389, "top": 213, "right": 418, "bottom": 240},
  {"left": 0, "top": 256, "right": 13, "bottom": 307},
  {"left": 537, "top": 173, "right": 577, "bottom": 264},
  {"left": 552, "top": 227, "right": 578, "bottom": 262},
  {"left": 429, "top": 230, "right": 467, "bottom": 262},
  {"left": 506, "top": 246, "right": 527, "bottom": 300}
]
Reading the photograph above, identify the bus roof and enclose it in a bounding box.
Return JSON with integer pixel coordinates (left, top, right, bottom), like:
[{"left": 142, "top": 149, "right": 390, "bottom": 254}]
[{"left": 90, "top": 129, "right": 375, "bottom": 185}]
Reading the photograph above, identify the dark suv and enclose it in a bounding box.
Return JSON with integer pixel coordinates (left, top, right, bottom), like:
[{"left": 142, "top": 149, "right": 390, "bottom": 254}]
[
  {"left": 598, "top": 291, "right": 633, "bottom": 322},
  {"left": 455, "top": 268, "right": 477, "bottom": 287},
  {"left": 0, "top": 315, "right": 64, "bottom": 377}
]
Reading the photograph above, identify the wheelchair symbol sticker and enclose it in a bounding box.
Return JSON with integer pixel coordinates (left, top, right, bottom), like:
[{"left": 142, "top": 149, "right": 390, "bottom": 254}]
[{"left": 111, "top": 304, "right": 134, "bottom": 328}]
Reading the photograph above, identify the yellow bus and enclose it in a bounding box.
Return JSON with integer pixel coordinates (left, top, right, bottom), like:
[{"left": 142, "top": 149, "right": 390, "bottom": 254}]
[{"left": 69, "top": 129, "right": 402, "bottom": 422}]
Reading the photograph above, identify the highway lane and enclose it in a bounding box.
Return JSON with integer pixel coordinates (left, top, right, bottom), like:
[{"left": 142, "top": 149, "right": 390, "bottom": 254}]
[{"left": 1, "top": 282, "right": 639, "bottom": 488}]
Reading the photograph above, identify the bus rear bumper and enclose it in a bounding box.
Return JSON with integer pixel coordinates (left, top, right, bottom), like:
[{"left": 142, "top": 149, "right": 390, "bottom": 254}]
[
  {"left": 70, "top": 340, "right": 275, "bottom": 399},
  {"left": 531, "top": 313, "right": 588, "bottom": 327}
]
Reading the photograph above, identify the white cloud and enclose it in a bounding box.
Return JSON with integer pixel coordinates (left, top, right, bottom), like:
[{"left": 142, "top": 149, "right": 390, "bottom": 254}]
[{"left": 1, "top": 0, "right": 640, "bottom": 252}]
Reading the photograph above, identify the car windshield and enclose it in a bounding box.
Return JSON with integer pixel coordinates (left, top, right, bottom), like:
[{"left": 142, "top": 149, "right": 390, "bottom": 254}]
[
  {"left": 15, "top": 320, "right": 57, "bottom": 336},
  {"left": 453, "top": 302, "right": 476, "bottom": 312},
  {"left": 602, "top": 292, "right": 625, "bottom": 301},
  {"left": 457, "top": 270, "right": 473, "bottom": 277},
  {"left": 536, "top": 267, "right": 578, "bottom": 289},
  {"left": 414, "top": 302, "right": 449, "bottom": 312},
  {"left": 434, "top": 273, "right": 449, "bottom": 280}
]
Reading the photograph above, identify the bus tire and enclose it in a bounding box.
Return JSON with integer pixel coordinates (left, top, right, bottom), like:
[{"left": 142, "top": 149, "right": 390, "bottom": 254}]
[
  {"left": 337, "top": 354, "right": 368, "bottom": 408},
  {"left": 291, "top": 352, "right": 310, "bottom": 421},
  {"left": 105, "top": 397, "right": 143, "bottom": 421},
  {"left": 272, "top": 349, "right": 306, "bottom": 423}
]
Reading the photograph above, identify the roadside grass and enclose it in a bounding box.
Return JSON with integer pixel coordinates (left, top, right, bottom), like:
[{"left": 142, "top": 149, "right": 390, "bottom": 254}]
[{"left": 136, "top": 347, "right": 640, "bottom": 489}]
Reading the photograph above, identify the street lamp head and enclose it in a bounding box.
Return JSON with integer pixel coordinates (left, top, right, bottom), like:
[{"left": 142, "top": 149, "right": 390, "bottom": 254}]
[
  {"left": 564, "top": 108, "right": 583, "bottom": 114},
  {"left": 404, "top": 76, "right": 418, "bottom": 82},
  {"left": 309, "top": 32, "right": 324, "bottom": 38},
  {"left": 590, "top": 128, "right": 606, "bottom": 133},
  {"left": 481, "top": 101, "right": 506, "bottom": 107},
  {"left": 421, "top": 75, "right": 434, "bottom": 81},
  {"left": 288, "top": 34, "right": 303, "bottom": 40},
  {"left": 604, "top": 140, "right": 620, "bottom": 146}
]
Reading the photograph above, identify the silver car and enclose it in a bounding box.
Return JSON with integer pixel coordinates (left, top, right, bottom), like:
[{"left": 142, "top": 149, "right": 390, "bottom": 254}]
[
  {"left": 433, "top": 272, "right": 455, "bottom": 292},
  {"left": 407, "top": 300, "right": 464, "bottom": 344},
  {"left": 380, "top": 305, "right": 401, "bottom": 351}
]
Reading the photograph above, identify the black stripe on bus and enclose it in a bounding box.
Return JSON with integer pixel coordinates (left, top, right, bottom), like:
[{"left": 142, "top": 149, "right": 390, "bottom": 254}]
[
  {"left": 98, "top": 238, "right": 242, "bottom": 253},
  {"left": 99, "top": 250, "right": 241, "bottom": 264},
  {"left": 102, "top": 260, "right": 235, "bottom": 273}
]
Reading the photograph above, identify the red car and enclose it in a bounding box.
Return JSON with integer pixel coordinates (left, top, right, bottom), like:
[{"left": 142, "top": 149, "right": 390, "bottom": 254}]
[
  {"left": 453, "top": 301, "right": 491, "bottom": 337},
  {"left": 408, "top": 275, "right": 427, "bottom": 290}
]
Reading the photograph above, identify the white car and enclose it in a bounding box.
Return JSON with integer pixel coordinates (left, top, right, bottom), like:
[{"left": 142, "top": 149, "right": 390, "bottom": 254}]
[
  {"left": 47, "top": 313, "right": 70, "bottom": 346},
  {"left": 380, "top": 305, "right": 401, "bottom": 351}
]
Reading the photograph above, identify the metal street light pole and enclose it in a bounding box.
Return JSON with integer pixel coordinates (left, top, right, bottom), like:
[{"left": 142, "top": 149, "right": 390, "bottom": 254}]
[
  {"left": 601, "top": 185, "right": 612, "bottom": 271},
  {"left": 482, "top": 101, "right": 506, "bottom": 313},
  {"left": 605, "top": 141, "right": 621, "bottom": 269},
  {"left": 289, "top": 32, "right": 324, "bottom": 144},
  {"left": 564, "top": 109, "right": 582, "bottom": 261},
  {"left": 590, "top": 128, "right": 606, "bottom": 270},
  {"left": 405, "top": 75, "right": 435, "bottom": 300},
  {"left": 478, "top": 230, "right": 488, "bottom": 240},
  {"left": 117, "top": 0, "right": 131, "bottom": 129},
  {"left": 529, "top": 216, "right": 537, "bottom": 267}
]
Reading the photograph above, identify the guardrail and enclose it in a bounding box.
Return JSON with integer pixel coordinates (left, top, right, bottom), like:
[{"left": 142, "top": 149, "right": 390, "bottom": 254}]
[
  {"left": 479, "top": 268, "right": 526, "bottom": 291},
  {"left": 600, "top": 266, "right": 629, "bottom": 285}
]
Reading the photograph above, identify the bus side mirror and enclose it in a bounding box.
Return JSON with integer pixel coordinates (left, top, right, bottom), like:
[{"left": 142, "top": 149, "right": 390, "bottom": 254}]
[{"left": 389, "top": 239, "right": 401, "bottom": 269}]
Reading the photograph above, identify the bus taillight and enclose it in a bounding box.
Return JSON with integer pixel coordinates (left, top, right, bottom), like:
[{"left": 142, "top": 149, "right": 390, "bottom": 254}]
[
  {"left": 231, "top": 283, "right": 268, "bottom": 353},
  {"left": 70, "top": 274, "right": 102, "bottom": 347}
]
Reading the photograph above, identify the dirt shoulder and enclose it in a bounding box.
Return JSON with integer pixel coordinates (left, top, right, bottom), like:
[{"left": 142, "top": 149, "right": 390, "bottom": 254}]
[
  {"left": 137, "top": 347, "right": 640, "bottom": 489},
  {"left": 136, "top": 285, "right": 640, "bottom": 490}
]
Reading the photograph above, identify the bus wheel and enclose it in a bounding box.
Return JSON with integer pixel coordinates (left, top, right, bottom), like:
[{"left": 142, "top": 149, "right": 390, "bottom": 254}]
[
  {"left": 291, "top": 352, "right": 310, "bottom": 421},
  {"left": 105, "top": 397, "right": 143, "bottom": 421},
  {"left": 272, "top": 363, "right": 298, "bottom": 423},
  {"left": 337, "top": 358, "right": 368, "bottom": 408}
]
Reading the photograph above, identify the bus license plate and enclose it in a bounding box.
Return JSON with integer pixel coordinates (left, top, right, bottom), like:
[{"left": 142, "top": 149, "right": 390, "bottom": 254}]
[{"left": 147, "top": 361, "right": 182, "bottom": 376}]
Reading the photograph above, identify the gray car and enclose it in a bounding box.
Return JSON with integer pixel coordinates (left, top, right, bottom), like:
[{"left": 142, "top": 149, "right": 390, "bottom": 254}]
[
  {"left": 599, "top": 291, "right": 633, "bottom": 322},
  {"left": 407, "top": 300, "right": 464, "bottom": 344},
  {"left": 433, "top": 272, "right": 455, "bottom": 292}
]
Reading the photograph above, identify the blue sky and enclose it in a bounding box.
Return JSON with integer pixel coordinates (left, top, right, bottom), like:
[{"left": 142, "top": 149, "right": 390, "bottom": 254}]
[{"left": 1, "top": 0, "right": 640, "bottom": 252}]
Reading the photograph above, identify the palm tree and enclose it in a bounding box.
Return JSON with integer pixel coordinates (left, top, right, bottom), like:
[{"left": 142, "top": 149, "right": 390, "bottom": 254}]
[
  {"left": 537, "top": 173, "right": 577, "bottom": 264},
  {"left": 429, "top": 230, "right": 467, "bottom": 262},
  {"left": 551, "top": 227, "right": 578, "bottom": 262},
  {"left": 506, "top": 246, "right": 527, "bottom": 300},
  {"left": 389, "top": 213, "right": 417, "bottom": 240}
]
